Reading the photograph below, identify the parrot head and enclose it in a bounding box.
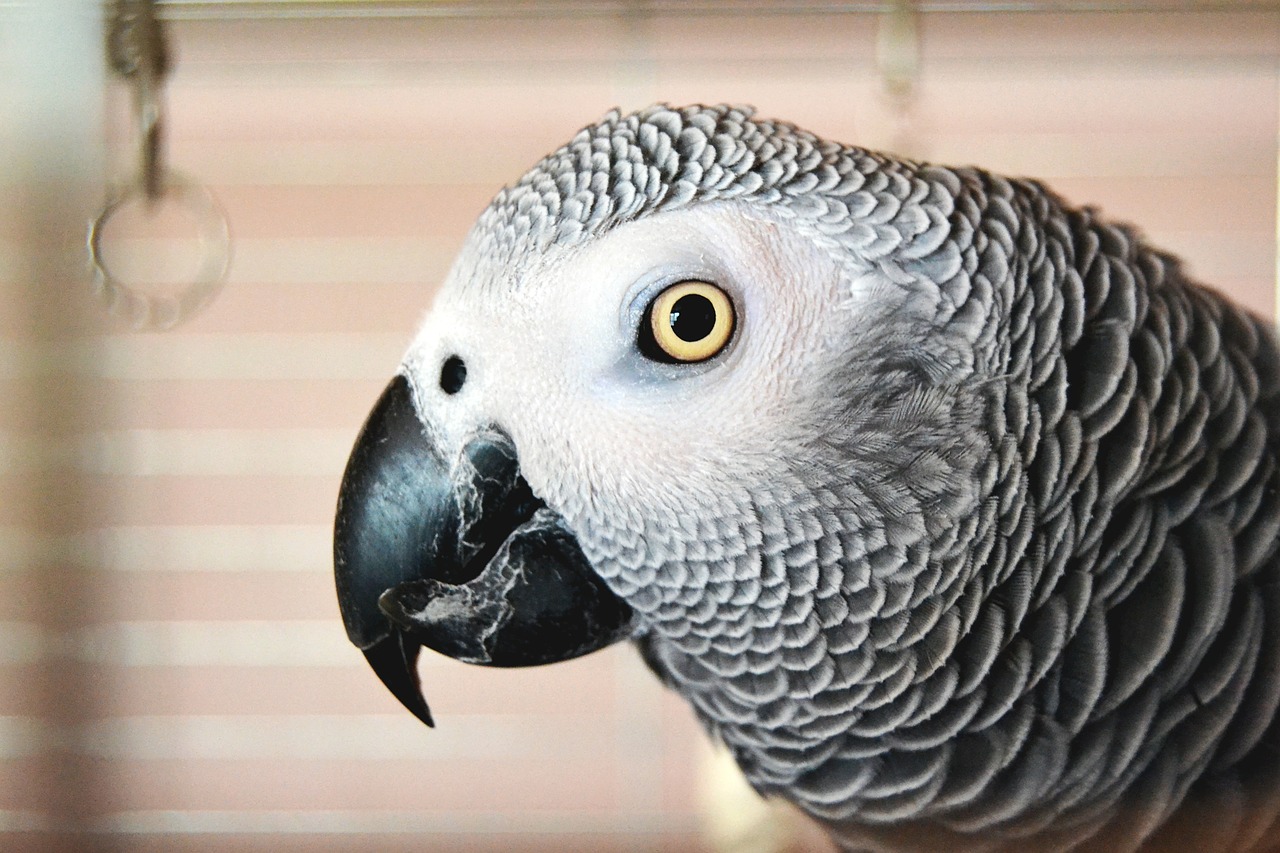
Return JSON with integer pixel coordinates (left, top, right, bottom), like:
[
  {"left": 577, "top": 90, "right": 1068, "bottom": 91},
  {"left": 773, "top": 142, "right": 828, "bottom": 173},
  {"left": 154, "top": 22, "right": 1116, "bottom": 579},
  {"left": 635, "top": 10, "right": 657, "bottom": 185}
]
[
  {"left": 333, "top": 104, "right": 1280, "bottom": 849},
  {"left": 334, "top": 103, "right": 985, "bottom": 749}
]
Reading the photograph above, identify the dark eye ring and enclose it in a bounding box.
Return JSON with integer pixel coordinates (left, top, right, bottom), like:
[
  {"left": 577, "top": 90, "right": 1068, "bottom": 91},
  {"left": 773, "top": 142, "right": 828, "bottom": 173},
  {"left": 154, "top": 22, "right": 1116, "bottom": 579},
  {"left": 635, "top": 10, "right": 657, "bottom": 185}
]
[{"left": 638, "top": 281, "right": 735, "bottom": 364}]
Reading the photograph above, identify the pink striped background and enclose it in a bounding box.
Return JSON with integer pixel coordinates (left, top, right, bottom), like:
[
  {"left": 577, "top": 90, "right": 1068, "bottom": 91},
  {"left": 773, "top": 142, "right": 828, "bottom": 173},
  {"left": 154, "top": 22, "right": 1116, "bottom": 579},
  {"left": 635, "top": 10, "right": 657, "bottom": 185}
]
[{"left": 1, "top": 4, "right": 1277, "bottom": 852}]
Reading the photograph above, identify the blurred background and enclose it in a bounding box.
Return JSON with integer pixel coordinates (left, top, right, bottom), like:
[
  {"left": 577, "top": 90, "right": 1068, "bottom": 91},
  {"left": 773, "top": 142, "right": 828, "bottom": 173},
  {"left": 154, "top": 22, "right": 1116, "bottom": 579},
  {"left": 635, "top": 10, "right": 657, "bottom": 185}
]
[{"left": 0, "top": 1, "right": 1277, "bottom": 851}]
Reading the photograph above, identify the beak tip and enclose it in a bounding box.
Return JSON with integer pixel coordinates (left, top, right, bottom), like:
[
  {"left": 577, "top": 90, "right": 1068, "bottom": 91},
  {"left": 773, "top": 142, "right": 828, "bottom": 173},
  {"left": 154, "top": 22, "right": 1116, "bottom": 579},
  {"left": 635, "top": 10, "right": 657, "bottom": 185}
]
[
  {"left": 409, "top": 701, "right": 436, "bottom": 729},
  {"left": 362, "top": 633, "right": 435, "bottom": 729}
]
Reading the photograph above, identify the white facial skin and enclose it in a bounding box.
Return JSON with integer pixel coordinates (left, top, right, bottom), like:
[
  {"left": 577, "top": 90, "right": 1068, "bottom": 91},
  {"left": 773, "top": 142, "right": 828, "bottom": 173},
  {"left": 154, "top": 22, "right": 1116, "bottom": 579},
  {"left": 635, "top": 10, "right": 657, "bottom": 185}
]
[{"left": 401, "top": 201, "right": 858, "bottom": 558}]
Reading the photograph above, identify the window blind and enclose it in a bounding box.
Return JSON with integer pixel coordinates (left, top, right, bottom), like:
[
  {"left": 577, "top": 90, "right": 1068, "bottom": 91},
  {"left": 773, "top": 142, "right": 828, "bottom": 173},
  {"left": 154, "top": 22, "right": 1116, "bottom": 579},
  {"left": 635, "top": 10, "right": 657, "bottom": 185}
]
[{"left": 1, "top": 4, "right": 1277, "bottom": 852}]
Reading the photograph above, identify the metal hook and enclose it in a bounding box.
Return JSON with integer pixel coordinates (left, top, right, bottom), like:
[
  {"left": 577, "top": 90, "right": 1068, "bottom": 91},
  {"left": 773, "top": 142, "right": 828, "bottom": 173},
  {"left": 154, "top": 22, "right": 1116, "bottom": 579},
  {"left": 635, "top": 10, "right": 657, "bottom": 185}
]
[
  {"left": 876, "top": 0, "right": 923, "bottom": 157},
  {"left": 107, "top": 0, "right": 170, "bottom": 202},
  {"left": 92, "top": 0, "right": 231, "bottom": 331}
]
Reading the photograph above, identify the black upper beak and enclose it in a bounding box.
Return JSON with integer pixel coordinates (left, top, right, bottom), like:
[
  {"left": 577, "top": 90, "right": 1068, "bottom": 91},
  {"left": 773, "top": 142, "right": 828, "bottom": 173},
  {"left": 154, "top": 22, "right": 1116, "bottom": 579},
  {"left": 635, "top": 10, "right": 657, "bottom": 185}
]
[{"left": 333, "top": 375, "right": 634, "bottom": 727}]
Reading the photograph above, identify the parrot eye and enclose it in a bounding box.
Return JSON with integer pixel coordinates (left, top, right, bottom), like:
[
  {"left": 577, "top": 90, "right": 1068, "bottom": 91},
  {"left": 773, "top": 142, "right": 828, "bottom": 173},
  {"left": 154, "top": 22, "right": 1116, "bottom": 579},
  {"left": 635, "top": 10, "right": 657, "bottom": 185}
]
[{"left": 639, "top": 281, "right": 735, "bottom": 364}]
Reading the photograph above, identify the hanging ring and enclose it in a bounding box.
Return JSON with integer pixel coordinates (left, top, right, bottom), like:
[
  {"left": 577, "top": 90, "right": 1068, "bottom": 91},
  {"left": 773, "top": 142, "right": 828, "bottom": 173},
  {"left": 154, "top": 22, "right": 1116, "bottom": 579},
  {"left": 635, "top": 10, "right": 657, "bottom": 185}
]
[{"left": 88, "top": 169, "right": 232, "bottom": 331}]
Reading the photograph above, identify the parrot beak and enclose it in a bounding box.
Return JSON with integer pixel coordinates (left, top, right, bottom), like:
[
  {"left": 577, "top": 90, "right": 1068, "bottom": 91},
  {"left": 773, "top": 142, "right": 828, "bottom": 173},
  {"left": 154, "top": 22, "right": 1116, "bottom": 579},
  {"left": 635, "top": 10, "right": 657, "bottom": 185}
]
[{"left": 333, "top": 375, "right": 635, "bottom": 727}]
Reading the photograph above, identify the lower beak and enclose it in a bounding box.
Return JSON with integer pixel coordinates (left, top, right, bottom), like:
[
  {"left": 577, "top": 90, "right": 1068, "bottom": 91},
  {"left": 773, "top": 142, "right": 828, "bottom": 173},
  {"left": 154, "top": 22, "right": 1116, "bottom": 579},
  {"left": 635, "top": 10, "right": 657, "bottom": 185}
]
[{"left": 333, "top": 376, "right": 634, "bottom": 727}]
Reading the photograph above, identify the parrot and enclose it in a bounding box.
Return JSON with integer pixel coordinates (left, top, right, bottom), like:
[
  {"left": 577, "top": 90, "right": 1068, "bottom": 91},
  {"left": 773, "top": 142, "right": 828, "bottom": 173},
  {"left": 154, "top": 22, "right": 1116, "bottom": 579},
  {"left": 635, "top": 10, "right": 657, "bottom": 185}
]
[{"left": 333, "top": 104, "right": 1280, "bottom": 852}]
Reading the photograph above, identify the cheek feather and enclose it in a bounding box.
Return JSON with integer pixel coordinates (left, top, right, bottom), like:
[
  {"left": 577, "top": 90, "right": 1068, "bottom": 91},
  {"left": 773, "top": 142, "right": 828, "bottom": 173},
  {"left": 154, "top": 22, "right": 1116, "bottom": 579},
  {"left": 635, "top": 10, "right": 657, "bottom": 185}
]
[{"left": 476, "top": 204, "right": 850, "bottom": 546}]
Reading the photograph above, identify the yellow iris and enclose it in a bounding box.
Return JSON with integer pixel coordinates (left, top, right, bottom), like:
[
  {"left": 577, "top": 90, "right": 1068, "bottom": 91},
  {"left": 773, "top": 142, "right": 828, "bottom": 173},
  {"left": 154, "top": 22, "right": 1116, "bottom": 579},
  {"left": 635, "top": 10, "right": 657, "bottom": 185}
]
[{"left": 647, "top": 281, "right": 735, "bottom": 363}]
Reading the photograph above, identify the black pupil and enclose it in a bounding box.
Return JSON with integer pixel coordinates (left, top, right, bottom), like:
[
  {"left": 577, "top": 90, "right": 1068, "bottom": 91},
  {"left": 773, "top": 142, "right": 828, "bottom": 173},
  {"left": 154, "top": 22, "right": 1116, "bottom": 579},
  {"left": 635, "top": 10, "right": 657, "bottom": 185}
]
[
  {"left": 668, "top": 294, "right": 717, "bottom": 343},
  {"left": 440, "top": 355, "right": 467, "bottom": 395}
]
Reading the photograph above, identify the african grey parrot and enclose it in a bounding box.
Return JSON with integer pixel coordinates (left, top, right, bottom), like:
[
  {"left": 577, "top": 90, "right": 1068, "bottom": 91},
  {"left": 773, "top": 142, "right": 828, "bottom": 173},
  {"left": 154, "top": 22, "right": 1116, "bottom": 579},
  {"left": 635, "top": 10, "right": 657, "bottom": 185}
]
[{"left": 333, "top": 104, "right": 1280, "bottom": 852}]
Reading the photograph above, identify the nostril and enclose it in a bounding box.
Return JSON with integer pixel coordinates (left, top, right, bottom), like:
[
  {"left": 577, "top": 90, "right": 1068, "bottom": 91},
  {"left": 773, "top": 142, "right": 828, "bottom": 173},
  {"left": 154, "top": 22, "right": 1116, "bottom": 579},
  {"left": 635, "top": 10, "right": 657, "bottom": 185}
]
[{"left": 439, "top": 355, "right": 467, "bottom": 395}]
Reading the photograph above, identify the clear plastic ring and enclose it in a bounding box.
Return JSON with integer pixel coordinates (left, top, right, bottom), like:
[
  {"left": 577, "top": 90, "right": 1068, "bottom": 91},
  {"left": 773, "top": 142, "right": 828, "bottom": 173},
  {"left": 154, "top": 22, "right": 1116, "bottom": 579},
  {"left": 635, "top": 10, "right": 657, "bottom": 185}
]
[{"left": 88, "top": 169, "right": 231, "bottom": 331}]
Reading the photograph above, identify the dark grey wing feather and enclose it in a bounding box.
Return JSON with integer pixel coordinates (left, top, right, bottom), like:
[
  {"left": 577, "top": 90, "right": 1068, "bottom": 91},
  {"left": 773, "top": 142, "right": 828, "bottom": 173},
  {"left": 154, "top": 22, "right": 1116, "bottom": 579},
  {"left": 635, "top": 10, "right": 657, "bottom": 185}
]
[{"left": 818, "top": 178, "right": 1280, "bottom": 851}]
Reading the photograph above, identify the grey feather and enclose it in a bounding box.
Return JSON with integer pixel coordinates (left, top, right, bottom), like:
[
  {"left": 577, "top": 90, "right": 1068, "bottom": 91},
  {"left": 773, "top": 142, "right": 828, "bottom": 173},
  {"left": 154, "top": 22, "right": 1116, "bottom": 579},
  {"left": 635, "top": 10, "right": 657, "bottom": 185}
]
[{"left": 463, "top": 105, "right": 1280, "bottom": 852}]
